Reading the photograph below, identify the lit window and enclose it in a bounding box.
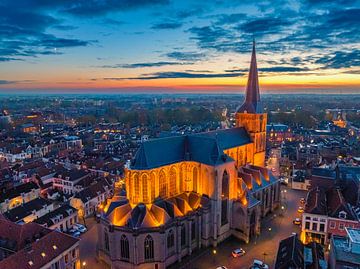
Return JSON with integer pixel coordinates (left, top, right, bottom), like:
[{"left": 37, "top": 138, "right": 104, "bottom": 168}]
[
  {"left": 28, "top": 261, "right": 34, "bottom": 266},
  {"left": 41, "top": 252, "right": 46, "bottom": 257},
  {"left": 53, "top": 245, "right": 57, "bottom": 250}
]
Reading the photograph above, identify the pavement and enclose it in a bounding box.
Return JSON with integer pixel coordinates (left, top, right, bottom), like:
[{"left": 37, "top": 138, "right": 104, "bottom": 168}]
[
  {"left": 172, "top": 186, "right": 306, "bottom": 269},
  {"left": 77, "top": 186, "right": 306, "bottom": 269}
]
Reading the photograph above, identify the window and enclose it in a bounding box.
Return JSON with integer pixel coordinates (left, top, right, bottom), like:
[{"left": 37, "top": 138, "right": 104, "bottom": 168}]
[
  {"left": 330, "top": 221, "right": 336, "bottom": 229},
  {"left": 120, "top": 235, "right": 129, "bottom": 260},
  {"left": 159, "top": 170, "right": 167, "bottom": 198},
  {"left": 339, "top": 211, "right": 347, "bottom": 219},
  {"left": 191, "top": 221, "right": 196, "bottom": 241},
  {"left": 339, "top": 223, "right": 344, "bottom": 230},
  {"left": 305, "top": 222, "right": 310, "bottom": 229},
  {"left": 193, "top": 167, "right": 198, "bottom": 192},
  {"left": 167, "top": 230, "right": 175, "bottom": 249},
  {"left": 312, "top": 223, "right": 318, "bottom": 231},
  {"left": 142, "top": 174, "right": 149, "bottom": 203},
  {"left": 65, "top": 254, "right": 69, "bottom": 263},
  {"left": 320, "top": 223, "right": 325, "bottom": 232},
  {"left": 181, "top": 225, "right": 186, "bottom": 247},
  {"left": 144, "top": 235, "right": 154, "bottom": 261},
  {"left": 104, "top": 231, "right": 110, "bottom": 251},
  {"left": 72, "top": 249, "right": 76, "bottom": 258},
  {"left": 169, "top": 167, "right": 177, "bottom": 196},
  {"left": 305, "top": 216, "right": 311, "bottom": 220}
]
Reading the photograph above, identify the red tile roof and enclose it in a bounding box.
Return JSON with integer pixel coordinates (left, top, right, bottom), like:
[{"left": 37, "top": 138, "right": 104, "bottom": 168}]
[{"left": 0, "top": 217, "right": 79, "bottom": 269}]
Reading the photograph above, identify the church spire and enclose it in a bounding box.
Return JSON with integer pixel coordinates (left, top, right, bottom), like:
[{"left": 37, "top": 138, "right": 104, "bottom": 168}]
[{"left": 237, "top": 40, "right": 263, "bottom": 113}]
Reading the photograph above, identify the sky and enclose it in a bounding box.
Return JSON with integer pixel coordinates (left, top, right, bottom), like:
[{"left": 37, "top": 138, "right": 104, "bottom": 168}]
[{"left": 0, "top": 0, "right": 359, "bottom": 94}]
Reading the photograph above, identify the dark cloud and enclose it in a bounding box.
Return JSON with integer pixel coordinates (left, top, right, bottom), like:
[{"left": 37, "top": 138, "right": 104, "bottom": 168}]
[
  {"left": 151, "top": 21, "right": 183, "bottom": 30},
  {"left": 315, "top": 50, "right": 360, "bottom": 69},
  {"left": 216, "top": 13, "right": 247, "bottom": 25},
  {"left": 61, "top": 0, "right": 170, "bottom": 16},
  {"left": 238, "top": 17, "right": 292, "bottom": 37},
  {"left": 166, "top": 51, "right": 206, "bottom": 61},
  {"left": 225, "top": 66, "right": 310, "bottom": 73},
  {"left": 102, "top": 18, "right": 125, "bottom": 26},
  {"left": 100, "top": 61, "right": 183, "bottom": 68},
  {"left": 0, "top": 80, "right": 16, "bottom": 84},
  {"left": 105, "top": 71, "right": 244, "bottom": 80},
  {"left": 0, "top": 3, "right": 93, "bottom": 61}
]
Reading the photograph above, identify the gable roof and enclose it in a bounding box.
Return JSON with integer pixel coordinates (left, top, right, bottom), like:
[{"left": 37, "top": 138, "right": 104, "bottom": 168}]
[{"left": 275, "top": 234, "right": 304, "bottom": 269}]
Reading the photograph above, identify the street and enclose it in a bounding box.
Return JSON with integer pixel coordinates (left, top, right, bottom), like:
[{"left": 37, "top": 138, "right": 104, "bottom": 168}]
[
  {"left": 78, "top": 217, "right": 108, "bottom": 269},
  {"left": 172, "top": 186, "right": 305, "bottom": 269}
]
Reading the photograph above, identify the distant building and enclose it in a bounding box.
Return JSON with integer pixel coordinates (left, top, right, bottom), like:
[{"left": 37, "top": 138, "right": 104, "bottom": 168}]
[
  {"left": 0, "top": 181, "right": 40, "bottom": 213},
  {"left": 0, "top": 216, "right": 80, "bottom": 269},
  {"left": 329, "top": 228, "right": 360, "bottom": 269},
  {"left": 267, "top": 123, "right": 293, "bottom": 146},
  {"left": 274, "top": 233, "right": 326, "bottom": 269},
  {"left": 34, "top": 204, "right": 78, "bottom": 232}
]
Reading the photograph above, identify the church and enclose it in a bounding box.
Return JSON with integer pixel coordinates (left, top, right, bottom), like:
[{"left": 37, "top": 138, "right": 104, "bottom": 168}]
[{"left": 97, "top": 42, "right": 281, "bottom": 269}]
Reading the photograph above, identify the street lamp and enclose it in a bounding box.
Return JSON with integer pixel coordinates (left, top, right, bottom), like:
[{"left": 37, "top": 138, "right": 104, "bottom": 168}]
[
  {"left": 212, "top": 249, "right": 217, "bottom": 264},
  {"left": 82, "top": 261, "right": 86, "bottom": 268}
]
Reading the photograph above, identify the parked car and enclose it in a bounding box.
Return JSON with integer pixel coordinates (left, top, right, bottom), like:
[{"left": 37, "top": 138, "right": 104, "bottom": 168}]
[
  {"left": 298, "top": 206, "right": 304, "bottom": 213},
  {"left": 71, "top": 231, "right": 81, "bottom": 238},
  {"left": 74, "top": 223, "right": 87, "bottom": 233},
  {"left": 232, "top": 248, "right": 246, "bottom": 257},
  {"left": 68, "top": 228, "right": 77, "bottom": 234},
  {"left": 293, "top": 218, "right": 301, "bottom": 225},
  {"left": 251, "top": 259, "right": 269, "bottom": 269}
]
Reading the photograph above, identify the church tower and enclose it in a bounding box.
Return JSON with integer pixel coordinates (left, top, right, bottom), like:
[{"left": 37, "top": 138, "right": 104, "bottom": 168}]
[{"left": 235, "top": 41, "right": 267, "bottom": 166}]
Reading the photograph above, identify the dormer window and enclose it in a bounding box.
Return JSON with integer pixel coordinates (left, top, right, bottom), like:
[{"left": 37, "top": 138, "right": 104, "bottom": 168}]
[{"left": 339, "top": 211, "right": 347, "bottom": 219}]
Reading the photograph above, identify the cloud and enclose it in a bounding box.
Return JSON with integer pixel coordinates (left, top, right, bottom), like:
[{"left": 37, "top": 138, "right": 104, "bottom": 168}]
[
  {"left": 315, "top": 50, "right": 360, "bottom": 69},
  {"left": 238, "top": 17, "right": 292, "bottom": 37},
  {"left": 61, "top": 0, "right": 170, "bottom": 16},
  {"left": 0, "top": 4, "right": 93, "bottom": 61},
  {"left": 166, "top": 51, "right": 206, "bottom": 61},
  {"left": 151, "top": 20, "right": 183, "bottom": 30},
  {"left": 105, "top": 71, "right": 244, "bottom": 80},
  {"left": 225, "top": 66, "right": 310, "bottom": 73},
  {"left": 0, "top": 80, "right": 16, "bottom": 84},
  {"left": 100, "top": 61, "right": 183, "bottom": 68}
]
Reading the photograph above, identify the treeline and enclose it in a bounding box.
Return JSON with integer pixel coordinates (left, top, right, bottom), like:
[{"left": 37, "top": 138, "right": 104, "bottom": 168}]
[
  {"left": 77, "top": 107, "right": 223, "bottom": 127},
  {"left": 268, "top": 110, "right": 318, "bottom": 128}
]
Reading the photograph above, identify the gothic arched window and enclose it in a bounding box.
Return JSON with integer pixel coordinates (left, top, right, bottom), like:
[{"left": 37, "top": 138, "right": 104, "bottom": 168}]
[
  {"left": 134, "top": 173, "right": 140, "bottom": 203},
  {"left": 144, "top": 235, "right": 154, "bottom": 261},
  {"left": 159, "top": 170, "right": 167, "bottom": 198},
  {"left": 167, "top": 229, "right": 175, "bottom": 249},
  {"left": 181, "top": 225, "right": 186, "bottom": 247},
  {"left": 193, "top": 167, "right": 198, "bottom": 192},
  {"left": 142, "top": 174, "right": 149, "bottom": 203},
  {"left": 180, "top": 163, "right": 186, "bottom": 192},
  {"left": 169, "top": 167, "right": 177, "bottom": 196},
  {"left": 150, "top": 172, "right": 156, "bottom": 201},
  {"left": 120, "top": 234, "right": 129, "bottom": 260}
]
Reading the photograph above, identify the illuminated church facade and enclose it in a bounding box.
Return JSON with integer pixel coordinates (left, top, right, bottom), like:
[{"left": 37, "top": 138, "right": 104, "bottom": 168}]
[{"left": 97, "top": 42, "right": 280, "bottom": 269}]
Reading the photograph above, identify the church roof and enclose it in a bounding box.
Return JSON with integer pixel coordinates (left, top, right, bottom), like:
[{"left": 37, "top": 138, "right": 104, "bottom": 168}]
[
  {"left": 130, "top": 127, "right": 251, "bottom": 170},
  {"left": 237, "top": 41, "right": 263, "bottom": 114}
]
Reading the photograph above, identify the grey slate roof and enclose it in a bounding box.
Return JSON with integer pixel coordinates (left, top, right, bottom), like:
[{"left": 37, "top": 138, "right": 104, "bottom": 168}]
[{"left": 130, "top": 127, "right": 251, "bottom": 170}]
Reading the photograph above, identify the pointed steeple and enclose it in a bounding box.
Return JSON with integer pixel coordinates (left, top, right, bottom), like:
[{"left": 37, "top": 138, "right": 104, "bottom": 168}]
[{"left": 237, "top": 40, "right": 263, "bottom": 113}]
